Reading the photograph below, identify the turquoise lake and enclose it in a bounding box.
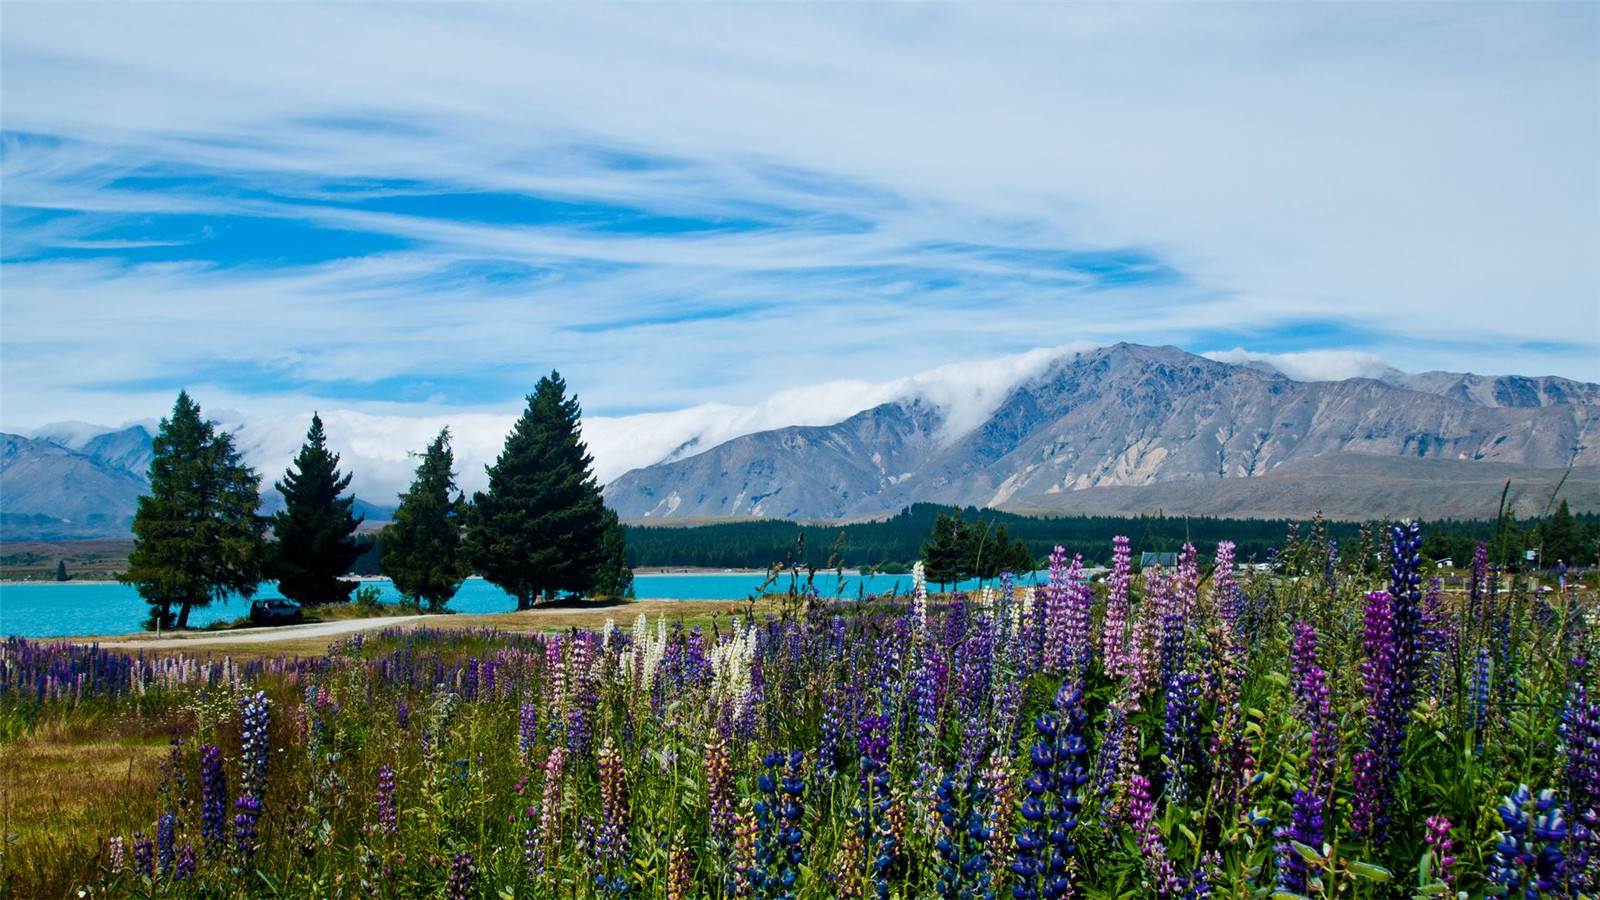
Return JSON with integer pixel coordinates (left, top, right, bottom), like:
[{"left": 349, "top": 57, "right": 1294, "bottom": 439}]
[{"left": 0, "top": 572, "right": 1032, "bottom": 639}]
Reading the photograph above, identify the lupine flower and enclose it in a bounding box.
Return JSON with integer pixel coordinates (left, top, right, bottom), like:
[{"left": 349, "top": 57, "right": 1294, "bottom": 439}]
[
  {"left": 749, "top": 749, "right": 806, "bottom": 897},
  {"left": 855, "top": 712, "right": 895, "bottom": 899},
  {"left": 981, "top": 744, "right": 1019, "bottom": 873},
  {"left": 133, "top": 831, "right": 154, "bottom": 879},
  {"left": 1042, "top": 546, "right": 1069, "bottom": 674},
  {"left": 1127, "top": 774, "right": 1177, "bottom": 895},
  {"left": 533, "top": 745, "right": 566, "bottom": 877},
  {"left": 173, "top": 842, "right": 196, "bottom": 881},
  {"left": 396, "top": 700, "right": 410, "bottom": 732},
  {"left": 1161, "top": 669, "right": 1203, "bottom": 805},
  {"left": 233, "top": 793, "right": 262, "bottom": 859},
  {"left": 913, "top": 561, "right": 930, "bottom": 640},
  {"left": 446, "top": 852, "right": 474, "bottom": 900},
  {"left": 1101, "top": 536, "right": 1133, "bottom": 675},
  {"left": 1490, "top": 785, "right": 1568, "bottom": 896},
  {"left": 1472, "top": 648, "right": 1493, "bottom": 744},
  {"left": 1010, "top": 683, "right": 1090, "bottom": 899},
  {"left": 933, "top": 774, "right": 991, "bottom": 899},
  {"left": 1289, "top": 622, "right": 1338, "bottom": 794},
  {"left": 667, "top": 835, "right": 693, "bottom": 900},
  {"left": 1273, "top": 788, "right": 1325, "bottom": 895},
  {"left": 594, "top": 739, "right": 631, "bottom": 895},
  {"left": 156, "top": 811, "right": 176, "bottom": 877},
  {"left": 1062, "top": 553, "right": 1093, "bottom": 679},
  {"left": 707, "top": 735, "right": 738, "bottom": 839},
  {"left": 1561, "top": 684, "right": 1600, "bottom": 889},
  {"left": 239, "top": 690, "right": 270, "bottom": 800},
  {"left": 106, "top": 835, "right": 126, "bottom": 875},
  {"left": 375, "top": 763, "right": 398, "bottom": 836},
  {"left": 519, "top": 702, "right": 538, "bottom": 761},
  {"left": 1211, "top": 540, "right": 1237, "bottom": 634},
  {"left": 1388, "top": 522, "right": 1427, "bottom": 717},
  {"left": 199, "top": 744, "right": 228, "bottom": 857},
  {"left": 1352, "top": 590, "right": 1399, "bottom": 839},
  {"left": 1424, "top": 815, "right": 1456, "bottom": 886}
]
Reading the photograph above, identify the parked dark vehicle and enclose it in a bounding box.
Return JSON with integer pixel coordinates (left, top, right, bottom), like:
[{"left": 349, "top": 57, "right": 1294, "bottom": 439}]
[{"left": 249, "top": 598, "right": 303, "bottom": 626}]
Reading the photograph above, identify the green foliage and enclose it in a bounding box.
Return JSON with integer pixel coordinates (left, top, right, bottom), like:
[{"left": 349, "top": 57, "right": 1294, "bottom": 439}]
[
  {"left": 122, "top": 391, "right": 266, "bottom": 629},
  {"left": 622, "top": 503, "right": 1600, "bottom": 571},
  {"left": 464, "top": 372, "right": 612, "bottom": 609},
  {"left": 1542, "top": 498, "right": 1579, "bottom": 565},
  {"left": 591, "top": 508, "right": 635, "bottom": 599},
  {"left": 382, "top": 428, "right": 469, "bottom": 611},
  {"left": 920, "top": 510, "right": 971, "bottom": 586},
  {"left": 270, "top": 413, "right": 364, "bottom": 605}
]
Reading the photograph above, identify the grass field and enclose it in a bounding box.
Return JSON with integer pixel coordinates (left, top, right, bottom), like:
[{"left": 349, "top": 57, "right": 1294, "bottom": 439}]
[{"left": 1, "top": 535, "right": 1591, "bottom": 898}]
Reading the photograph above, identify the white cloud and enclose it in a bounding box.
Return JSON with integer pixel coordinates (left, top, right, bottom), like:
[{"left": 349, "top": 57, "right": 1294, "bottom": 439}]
[
  {"left": 1, "top": 2, "right": 1597, "bottom": 432},
  {"left": 1201, "top": 348, "right": 1400, "bottom": 383},
  {"left": 30, "top": 344, "right": 1089, "bottom": 501}
]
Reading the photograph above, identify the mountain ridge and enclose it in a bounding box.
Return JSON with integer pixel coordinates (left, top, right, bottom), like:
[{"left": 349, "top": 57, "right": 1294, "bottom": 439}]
[{"left": 604, "top": 343, "right": 1599, "bottom": 521}]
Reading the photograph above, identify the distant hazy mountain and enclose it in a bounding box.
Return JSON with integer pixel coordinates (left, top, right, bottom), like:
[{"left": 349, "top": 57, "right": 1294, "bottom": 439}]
[
  {"left": 1, "top": 425, "right": 395, "bottom": 540},
  {"left": 605, "top": 343, "right": 1599, "bottom": 521}
]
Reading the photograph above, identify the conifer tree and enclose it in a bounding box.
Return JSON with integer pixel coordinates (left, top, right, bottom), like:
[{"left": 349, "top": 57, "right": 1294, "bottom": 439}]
[
  {"left": 922, "top": 511, "right": 970, "bottom": 589},
  {"left": 1543, "top": 498, "right": 1578, "bottom": 565},
  {"left": 591, "top": 508, "right": 635, "bottom": 599},
  {"left": 122, "top": 391, "right": 266, "bottom": 629},
  {"left": 465, "top": 371, "right": 613, "bottom": 609},
  {"left": 270, "top": 413, "right": 363, "bottom": 605},
  {"left": 382, "top": 428, "right": 469, "bottom": 610}
]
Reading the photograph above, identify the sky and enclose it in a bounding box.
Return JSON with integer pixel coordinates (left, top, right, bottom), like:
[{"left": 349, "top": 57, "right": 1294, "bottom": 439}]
[{"left": 2, "top": 3, "right": 1598, "bottom": 497}]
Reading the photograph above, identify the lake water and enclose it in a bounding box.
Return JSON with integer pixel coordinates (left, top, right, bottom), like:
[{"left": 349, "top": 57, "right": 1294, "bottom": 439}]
[{"left": 0, "top": 572, "right": 1030, "bottom": 639}]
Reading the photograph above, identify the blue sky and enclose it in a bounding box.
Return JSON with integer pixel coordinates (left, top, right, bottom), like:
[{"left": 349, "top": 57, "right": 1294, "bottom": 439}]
[{"left": 1, "top": 3, "right": 1597, "bottom": 493}]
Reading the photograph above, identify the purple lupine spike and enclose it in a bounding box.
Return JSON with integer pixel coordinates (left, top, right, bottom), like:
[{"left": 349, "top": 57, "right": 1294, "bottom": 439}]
[
  {"left": 375, "top": 763, "right": 398, "bottom": 836},
  {"left": 1042, "top": 546, "right": 1070, "bottom": 674},
  {"left": 156, "top": 811, "right": 176, "bottom": 877},
  {"left": 1562, "top": 684, "right": 1600, "bottom": 889},
  {"left": 198, "top": 744, "right": 228, "bottom": 857},
  {"left": 1424, "top": 815, "right": 1456, "bottom": 887},
  {"left": 1161, "top": 669, "right": 1203, "bottom": 805},
  {"left": 519, "top": 702, "right": 539, "bottom": 761},
  {"left": 1352, "top": 590, "right": 1399, "bottom": 839},
  {"left": 1101, "top": 536, "right": 1133, "bottom": 676},
  {"left": 1062, "top": 553, "right": 1093, "bottom": 679},
  {"left": 1290, "top": 622, "right": 1338, "bottom": 794},
  {"left": 1273, "top": 788, "right": 1325, "bottom": 895},
  {"left": 1212, "top": 540, "right": 1237, "bottom": 633}
]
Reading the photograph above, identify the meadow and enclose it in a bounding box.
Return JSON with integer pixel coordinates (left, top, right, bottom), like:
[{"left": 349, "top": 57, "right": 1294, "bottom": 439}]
[{"left": 1, "top": 527, "right": 1591, "bottom": 898}]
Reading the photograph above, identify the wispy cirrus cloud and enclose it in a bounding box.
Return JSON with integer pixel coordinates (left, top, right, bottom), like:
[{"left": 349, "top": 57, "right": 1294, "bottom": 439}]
[{"left": 1, "top": 2, "right": 1596, "bottom": 490}]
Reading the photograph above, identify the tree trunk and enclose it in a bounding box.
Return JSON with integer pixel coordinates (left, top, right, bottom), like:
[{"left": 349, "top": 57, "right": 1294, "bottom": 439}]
[{"left": 176, "top": 603, "right": 192, "bottom": 630}]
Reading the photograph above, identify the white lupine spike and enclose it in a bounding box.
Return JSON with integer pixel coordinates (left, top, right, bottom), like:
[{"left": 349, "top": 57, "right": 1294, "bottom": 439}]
[{"left": 912, "top": 561, "right": 929, "bottom": 637}]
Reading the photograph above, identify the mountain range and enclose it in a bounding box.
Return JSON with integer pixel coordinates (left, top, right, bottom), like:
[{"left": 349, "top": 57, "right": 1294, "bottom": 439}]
[
  {"left": 603, "top": 343, "right": 1600, "bottom": 522},
  {"left": 5, "top": 343, "right": 1597, "bottom": 539},
  {"left": 1, "top": 426, "right": 394, "bottom": 540}
]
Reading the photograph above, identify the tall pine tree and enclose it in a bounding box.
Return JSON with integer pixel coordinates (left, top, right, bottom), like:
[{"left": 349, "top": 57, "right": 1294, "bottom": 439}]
[
  {"left": 122, "top": 391, "right": 266, "bottom": 629},
  {"left": 382, "top": 428, "right": 469, "bottom": 611},
  {"left": 591, "top": 508, "right": 635, "bottom": 599},
  {"left": 465, "top": 371, "right": 613, "bottom": 609},
  {"left": 270, "top": 413, "right": 364, "bottom": 605}
]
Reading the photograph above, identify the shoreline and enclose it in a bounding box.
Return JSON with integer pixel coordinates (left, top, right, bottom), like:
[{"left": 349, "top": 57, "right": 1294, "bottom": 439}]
[
  {"left": 2, "top": 567, "right": 895, "bottom": 585},
  {"left": 45, "top": 597, "right": 759, "bottom": 646}
]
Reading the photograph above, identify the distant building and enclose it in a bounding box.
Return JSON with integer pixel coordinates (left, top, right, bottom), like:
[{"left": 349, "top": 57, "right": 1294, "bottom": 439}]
[{"left": 1139, "top": 551, "right": 1178, "bottom": 568}]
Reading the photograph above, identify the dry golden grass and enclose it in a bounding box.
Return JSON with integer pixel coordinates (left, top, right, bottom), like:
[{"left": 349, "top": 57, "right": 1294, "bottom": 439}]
[{"left": 1, "top": 713, "right": 178, "bottom": 895}]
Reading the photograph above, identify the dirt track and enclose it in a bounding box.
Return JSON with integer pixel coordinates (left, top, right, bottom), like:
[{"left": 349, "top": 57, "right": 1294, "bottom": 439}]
[{"left": 91, "top": 614, "right": 435, "bottom": 648}]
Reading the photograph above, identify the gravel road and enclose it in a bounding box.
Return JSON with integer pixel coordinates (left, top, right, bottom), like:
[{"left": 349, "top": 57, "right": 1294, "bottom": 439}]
[{"left": 91, "top": 615, "right": 435, "bottom": 648}]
